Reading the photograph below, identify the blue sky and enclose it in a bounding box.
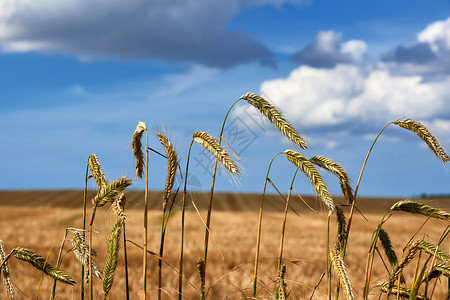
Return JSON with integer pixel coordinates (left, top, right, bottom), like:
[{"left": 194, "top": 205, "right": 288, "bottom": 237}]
[{"left": 1, "top": 0, "right": 450, "bottom": 197}]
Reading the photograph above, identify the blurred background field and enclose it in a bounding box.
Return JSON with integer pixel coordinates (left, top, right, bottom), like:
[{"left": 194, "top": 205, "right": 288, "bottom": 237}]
[{"left": 1, "top": 191, "right": 450, "bottom": 299}]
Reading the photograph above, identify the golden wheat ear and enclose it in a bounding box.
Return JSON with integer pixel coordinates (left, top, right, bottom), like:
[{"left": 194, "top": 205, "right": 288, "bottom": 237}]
[
  {"left": 240, "top": 92, "right": 307, "bottom": 149},
  {"left": 103, "top": 220, "right": 123, "bottom": 298},
  {"left": 70, "top": 231, "right": 102, "bottom": 283},
  {"left": 330, "top": 249, "right": 354, "bottom": 300},
  {"left": 310, "top": 155, "right": 354, "bottom": 204},
  {"left": 192, "top": 131, "right": 239, "bottom": 175},
  {"left": 88, "top": 154, "right": 108, "bottom": 189},
  {"left": 389, "top": 200, "right": 450, "bottom": 221},
  {"left": 284, "top": 150, "right": 335, "bottom": 212},
  {"left": 92, "top": 176, "right": 133, "bottom": 207},
  {"left": 393, "top": 118, "right": 450, "bottom": 163},
  {"left": 0, "top": 238, "right": 15, "bottom": 299},
  {"left": 12, "top": 248, "right": 76, "bottom": 285},
  {"left": 157, "top": 131, "right": 179, "bottom": 212},
  {"left": 131, "top": 121, "right": 147, "bottom": 179}
]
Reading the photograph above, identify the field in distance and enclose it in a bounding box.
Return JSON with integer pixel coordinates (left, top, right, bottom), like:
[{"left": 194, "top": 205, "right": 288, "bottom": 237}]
[{"left": 0, "top": 190, "right": 449, "bottom": 299}]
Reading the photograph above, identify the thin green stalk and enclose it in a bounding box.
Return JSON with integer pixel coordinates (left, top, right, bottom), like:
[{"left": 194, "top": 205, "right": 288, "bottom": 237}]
[
  {"left": 252, "top": 152, "right": 283, "bottom": 298},
  {"left": 82, "top": 162, "right": 90, "bottom": 300},
  {"left": 327, "top": 212, "right": 332, "bottom": 300},
  {"left": 158, "top": 210, "right": 166, "bottom": 300},
  {"left": 89, "top": 205, "right": 98, "bottom": 300},
  {"left": 123, "top": 220, "right": 130, "bottom": 300},
  {"left": 179, "top": 140, "right": 194, "bottom": 300},
  {"left": 275, "top": 169, "right": 299, "bottom": 299},
  {"left": 142, "top": 132, "right": 149, "bottom": 300},
  {"left": 51, "top": 230, "right": 69, "bottom": 299},
  {"left": 200, "top": 99, "right": 241, "bottom": 300}
]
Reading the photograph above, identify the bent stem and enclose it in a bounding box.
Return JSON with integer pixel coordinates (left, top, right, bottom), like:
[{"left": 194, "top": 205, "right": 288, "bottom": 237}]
[
  {"left": 51, "top": 229, "right": 69, "bottom": 299},
  {"left": 252, "top": 152, "right": 283, "bottom": 298},
  {"left": 82, "top": 162, "right": 90, "bottom": 300}
]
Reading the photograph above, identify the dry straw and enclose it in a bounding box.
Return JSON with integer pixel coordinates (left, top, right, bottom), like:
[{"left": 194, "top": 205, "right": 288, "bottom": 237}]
[
  {"left": 192, "top": 131, "right": 239, "bottom": 175},
  {"left": 241, "top": 92, "right": 307, "bottom": 149},
  {"left": 330, "top": 249, "right": 354, "bottom": 300},
  {"left": 88, "top": 154, "right": 108, "bottom": 189},
  {"left": 0, "top": 238, "right": 15, "bottom": 299},
  {"left": 284, "top": 150, "right": 335, "bottom": 212},
  {"left": 131, "top": 121, "right": 147, "bottom": 179},
  {"left": 12, "top": 247, "right": 76, "bottom": 285},
  {"left": 393, "top": 118, "right": 450, "bottom": 163},
  {"left": 103, "top": 220, "right": 123, "bottom": 298}
]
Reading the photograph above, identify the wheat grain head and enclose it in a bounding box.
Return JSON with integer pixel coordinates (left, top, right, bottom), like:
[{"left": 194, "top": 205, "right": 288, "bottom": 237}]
[
  {"left": 0, "top": 238, "right": 14, "bottom": 299},
  {"left": 310, "top": 155, "right": 354, "bottom": 204},
  {"left": 393, "top": 118, "right": 449, "bottom": 163},
  {"left": 377, "top": 228, "right": 398, "bottom": 269},
  {"left": 389, "top": 200, "right": 450, "bottom": 221},
  {"left": 12, "top": 247, "right": 75, "bottom": 285},
  {"left": 157, "top": 132, "right": 179, "bottom": 212},
  {"left": 284, "top": 150, "right": 335, "bottom": 212},
  {"left": 103, "top": 220, "right": 123, "bottom": 298},
  {"left": 240, "top": 92, "right": 307, "bottom": 149},
  {"left": 131, "top": 121, "right": 147, "bottom": 179},
  {"left": 88, "top": 154, "right": 108, "bottom": 189},
  {"left": 330, "top": 249, "right": 354, "bottom": 300},
  {"left": 111, "top": 193, "right": 127, "bottom": 221},
  {"left": 70, "top": 231, "right": 102, "bottom": 283},
  {"left": 92, "top": 176, "right": 132, "bottom": 207},
  {"left": 192, "top": 131, "right": 239, "bottom": 175}
]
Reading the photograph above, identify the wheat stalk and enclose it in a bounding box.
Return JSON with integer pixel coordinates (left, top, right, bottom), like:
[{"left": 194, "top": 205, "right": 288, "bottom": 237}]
[
  {"left": 393, "top": 118, "right": 450, "bottom": 163},
  {"left": 71, "top": 231, "right": 102, "bottom": 283},
  {"left": 88, "top": 154, "right": 108, "bottom": 189},
  {"left": 240, "top": 92, "right": 307, "bottom": 149},
  {"left": 192, "top": 131, "right": 239, "bottom": 175},
  {"left": 389, "top": 200, "right": 450, "bottom": 221},
  {"left": 12, "top": 248, "right": 75, "bottom": 285},
  {"left": 310, "top": 155, "right": 353, "bottom": 204},
  {"left": 330, "top": 249, "right": 354, "bottom": 300},
  {"left": 284, "top": 150, "right": 335, "bottom": 212},
  {"left": 157, "top": 132, "right": 179, "bottom": 211},
  {"left": 103, "top": 220, "right": 123, "bottom": 299},
  {"left": 131, "top": 121, "right": 147, "bottom": 179},
  {"left": 0, "top": 238, "right": 14, "bottom": 299},
  {"left": 92, "top": 176, "right": 132, "bottom": 207}
]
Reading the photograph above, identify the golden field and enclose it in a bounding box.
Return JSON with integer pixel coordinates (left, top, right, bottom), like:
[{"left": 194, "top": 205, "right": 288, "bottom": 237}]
[{"left": 0, "top": 190, "right": 449, "bottom": 299}]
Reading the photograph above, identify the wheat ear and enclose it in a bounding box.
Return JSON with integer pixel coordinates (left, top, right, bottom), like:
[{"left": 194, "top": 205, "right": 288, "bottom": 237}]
[
  {"left": 111, "top": 193, "right": 127, "bottom": 221},
  {"left": 157, "top": 132, "right": 179, "bottom": 211},
  {"left": 388, "top": 240, "right": 421, "bottom": 290},
  {"left": 417, "top": 239, "right": 450, "bottom": 261},
  {"left": 71, "top": 231, "right": 102, "bottom": 283},
  {"left": 284, "top": 150, "right": 335, "bottom": 212},
  {"left": 376, "top": 281, "right": 425, "bottom": 300},
  {"left": 103, "top": 220, "right": 123, "bottom": 299},
  {"left": 310, "top": 155, "right": 353, "bottom": 204},
  {"left": 197, "top": 259, "right": 206, "bottom": 288},
  {"left": 276, "top": 264, "right": 287, "bottom": 300},
  {"left": 0, "top": 238, "right": 14, "bottom": 299},
  {"left": 330, "top": 249, "right": 354, "bottom": 300},
  {"left": 92, "top": 176, "right": 132, "bottom": 207},
  {"left": 389, "top": 200, "right": 450, "bottom": 221},
  {"left": 335, "top": 206, "right": 347, "bottom": 251},
  {"left": 131, "top": 121, "right": 147, "bottom": 179},
  {"left": 12, "top": 248, "right": 75, "bottom": 285},
  {"left": 192, "top": 131, "right": 239, "bottom": 174},
  {"left": 377, "top": 228, "right": 398, "bottom": 269},
  {"left": 241, "top": 92, "right": 307, "bottom": 149},
  {"left": 393, "top": 118, "right": 450, "bottom": 163},
  {"left": 88, "top": 154, "right": 108, "bottom": 189}
]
